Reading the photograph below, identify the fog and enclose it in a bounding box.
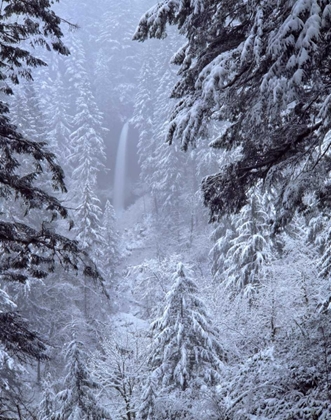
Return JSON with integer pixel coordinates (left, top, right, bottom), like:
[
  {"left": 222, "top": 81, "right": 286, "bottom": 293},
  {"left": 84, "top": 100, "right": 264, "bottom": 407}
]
[
  {"left": 44, "top": 0, "right": 178, "bottom": 210},
  {"left": 2, "top": 0, "right": 329, "bottom": 418}
]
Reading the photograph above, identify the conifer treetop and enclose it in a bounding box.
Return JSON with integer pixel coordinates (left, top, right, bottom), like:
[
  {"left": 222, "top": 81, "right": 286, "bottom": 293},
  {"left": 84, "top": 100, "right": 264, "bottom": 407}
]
[{"left": 148, "top": 263, "right": 224, "bottom": 393}]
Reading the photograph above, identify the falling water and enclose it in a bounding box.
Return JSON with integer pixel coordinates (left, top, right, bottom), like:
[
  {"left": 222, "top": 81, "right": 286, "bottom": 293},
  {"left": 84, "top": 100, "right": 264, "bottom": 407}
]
[{"left": 113, "top": 121, "right": 129, "bottom": 215}]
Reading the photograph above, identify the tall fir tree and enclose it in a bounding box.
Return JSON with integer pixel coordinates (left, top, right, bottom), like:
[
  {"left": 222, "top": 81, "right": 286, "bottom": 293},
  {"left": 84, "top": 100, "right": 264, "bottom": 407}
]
[
  {"left": 44, "top": 70, "right": 73, "bottom": 168},
  {"left": 0, "top": 4, "right": 103, "bottom": 416}
]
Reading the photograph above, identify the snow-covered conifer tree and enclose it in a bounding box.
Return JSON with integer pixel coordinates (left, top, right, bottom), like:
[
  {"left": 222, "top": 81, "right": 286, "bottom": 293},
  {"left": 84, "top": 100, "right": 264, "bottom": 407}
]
[
  {"left": 53, "top": 339, "right": 110, "bottom": 420},
  {"left": 134, "top": 0, "right": 331, "bottom": 230},
  {"left": 210, "top": 215, "right": 235, "bottom": 283},
  {"left": 129, "top": 254, "right": 182, "bottom": 319},
  {"left": 38, "top": 373, "right": 56, "bottom": 420},
  {"left": 102, "top": 200, "right": 120, "bottom": 278},
  {"left": 44, "top": 70, "right": 73, "bottom": 167},
  {"left": 10, "top": 82, "right": 47, "bottom": 143},
  {"left": 317, "top": 218, "right": 331, "bottom": 279},
  {"left": 69, "top": 81, "right": 106, "bottom": 186},
  {"left": 222, "top": 189, "right": 275, "bottom": 293},
  {"left": 73, "top": 175, "right": 105, "bottom": 257},
  {"left": 65, "top": 33, "right": 107, "bottom": 171},
  {"left": 137, "top": 375, "right": 158, "bottom": 420},
  {"left": 65, "top": 34, "right": 109, "bottom": 315},
  {"left": 71, "top": 176, "right": 107, "bottom": 318},
  {"left": 141, "top": 263, "right": 224, "bottom": 417}
]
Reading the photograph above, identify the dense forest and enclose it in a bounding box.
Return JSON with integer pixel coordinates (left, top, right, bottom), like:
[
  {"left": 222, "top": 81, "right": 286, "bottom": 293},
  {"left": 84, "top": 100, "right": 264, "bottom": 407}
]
[{"left": 1, "top": 0, "right": 331, "bottom": 419}]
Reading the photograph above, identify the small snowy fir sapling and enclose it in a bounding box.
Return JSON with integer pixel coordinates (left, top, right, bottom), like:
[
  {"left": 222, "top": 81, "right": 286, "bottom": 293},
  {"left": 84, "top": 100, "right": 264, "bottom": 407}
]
[
  {"left": 53, "top": 339, "right": 110, "bottom": 420},
  {"left": 38, "top": 373, "right": 57, "bottom": 420},
  {"left": 137, "top": 374, "right": 158, "bottom": 420},
  {"left": 222, "top": 189, "right": 274, "bottom": 293},
  {"left": 102, "top": 199, "right": 120, "bottom": 277}
]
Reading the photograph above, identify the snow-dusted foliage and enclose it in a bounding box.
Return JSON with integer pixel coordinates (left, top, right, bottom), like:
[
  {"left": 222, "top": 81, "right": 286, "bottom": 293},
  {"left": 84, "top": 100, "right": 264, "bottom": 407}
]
[
  {"left": 38, "top": 373, "right": 57, "bottom": 420},
  {"left": 53, "top": 339, "right": 110, "bottom": 420},
  {"left": 90, "top": 324, "right": 147, "bottom": 420},
  {"left": 63, "top": 33, "right": 110, "bottom": 306},
  {"left": 93, "top": 0, "right": 147, "bottom": 120},
  {"left": 129, "top": 254, "right": 183, "bottom": 319},
  {"left": 216, "top": 188, "right": 276, "bottom": 293},
  {"left": 10, "top": 82, "right": 48, "bottom": 143},
  {"left": 140, "top": 263, "right": 224, "bottom": 417},
  {"left": 210, "top": 216, "right": 331, "bottom": 418},
  {"left": 68, "top": 55, "right": 106, "bottom": 187},
  {"left": 102, "top": 200, "right": 120, "bottom": 277},
  {"left": 137, "top": 375, "right": 158, "bottom": 420},
  {"left": 43, "top": 70, "right": 73, "bottom": 166},
  {"left": 4, "top": 0, "right": 331, "bottom": 418},
  {"left": 210, "top": 215, "right": 235, "bottom": 283},
  {"left": 215, "top": 315, "right": 331, "bottom": 420},
  {"left": 135, "top": 0, "right": 331, "bottom": 229}
]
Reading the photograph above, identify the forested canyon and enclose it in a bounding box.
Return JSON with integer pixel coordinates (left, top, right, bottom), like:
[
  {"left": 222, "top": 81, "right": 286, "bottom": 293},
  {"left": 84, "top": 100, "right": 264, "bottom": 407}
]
[{"left": 0, "top": 1, "right": 331, "bottom": 419}]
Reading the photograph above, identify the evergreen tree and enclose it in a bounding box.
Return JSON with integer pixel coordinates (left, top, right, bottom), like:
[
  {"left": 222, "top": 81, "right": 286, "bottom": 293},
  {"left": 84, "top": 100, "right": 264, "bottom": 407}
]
[
  {"left": 130, "top": 254, "right": 182, "bottom": 319},
  {"left": 69, "top": 83, "right": 106, "bottom": 185},
  {"left": 134, "top": 0, "right": 331, "bottom": 230},
  {"left": 10, "top": 85, "right": 34, "bottom": 140},
  {"left": 53, "top": 339, "right": 110, "bottom": 420},
  {"left": 70, "top": 175, "right": 107, "bottom": 318},
  {"left": 0, "top": 287, "right": 42, "bottom": 418},
  {"left": 66, "top": 31, "right": 107, "bottom": 261},
  {"left": 0, "top": 0, "right": 101, "bottom": 357},
  {"left": 222, "top": 189, "right": 275, "bottom": 293},
  {"left": 73, "top": 176, "right": 105, "bottom": 256},
  {"left": 94, "top": 0, "right": 145, "bottom": 120},
  {"left": 0, "top": 0, "right": 69, "bottom": 93},
  {"left": 315, "top": 213, "right": 331, "bottom": 280},
  {"left": 0, "top": 2, "right": 105, "bottom": 415},
  {"left": 137, "top": 375, "right": 158, "bottom": 420},
  {"left": 44, "top": 70, "right": 73, "bottom": 167},
  {"left": 210, "top": 215, "right": 235, "bottom": 283},
  {"left": 10, "top": 82, "right": 48, "bottom": 143},
  {"left": 38, "top": 373, "right": 57, "bottom": 420},
  {"left": 141, "top": 263, "right": 224, "bottom": 417},
  {"left": 102, "top": 200, "right": 120, "bottom": 278},
  {"left": 9, "top": 81, "right": 55, "bottom": 198},
  {"left": 67, "top": 60, "right": 108, "bottom": 316}
]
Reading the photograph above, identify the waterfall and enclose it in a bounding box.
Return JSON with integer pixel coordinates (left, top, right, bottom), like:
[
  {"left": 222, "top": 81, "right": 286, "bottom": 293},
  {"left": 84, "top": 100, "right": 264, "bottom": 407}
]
[{"left": 113, "top": 121, "right": 129, "bottom": 215}]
